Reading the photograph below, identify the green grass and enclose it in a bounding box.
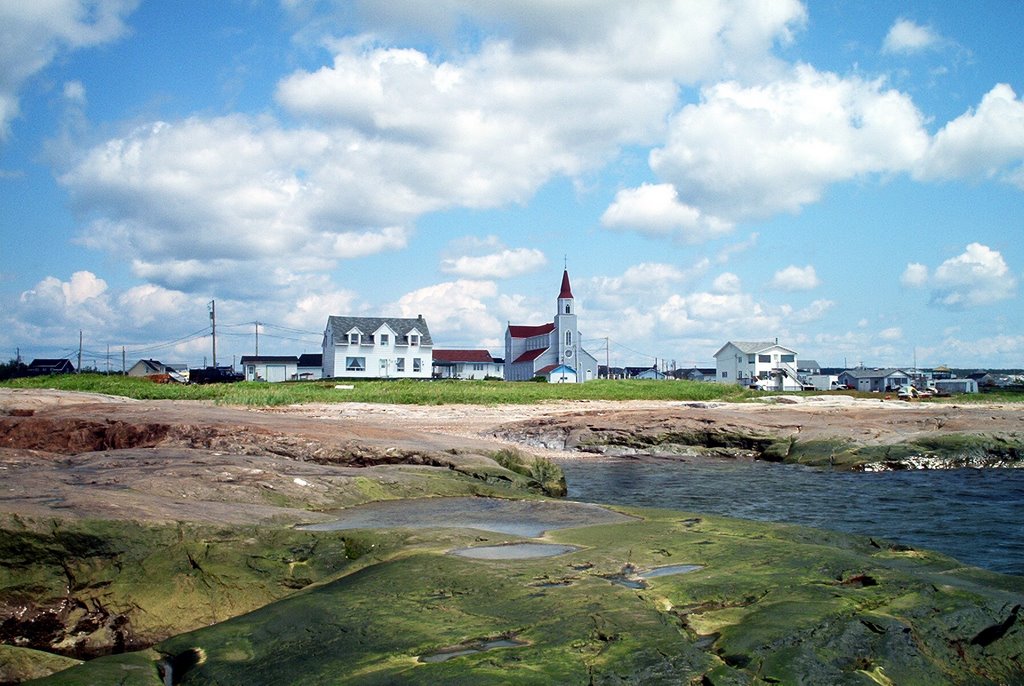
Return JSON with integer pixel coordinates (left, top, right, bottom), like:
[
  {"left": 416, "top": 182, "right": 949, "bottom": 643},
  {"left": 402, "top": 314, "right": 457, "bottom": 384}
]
[
  {"left": 7, "top": 373, "right": 1020, "bottom": 407},
  {"left": 1, "top": 374, "right": 757, "bottom": 406}
]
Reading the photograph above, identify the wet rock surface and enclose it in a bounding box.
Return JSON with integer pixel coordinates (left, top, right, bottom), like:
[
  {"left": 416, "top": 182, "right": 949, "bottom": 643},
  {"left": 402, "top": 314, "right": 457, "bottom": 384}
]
[{"left": 1, "top": 389, "right": 1023, "bottom": 684}]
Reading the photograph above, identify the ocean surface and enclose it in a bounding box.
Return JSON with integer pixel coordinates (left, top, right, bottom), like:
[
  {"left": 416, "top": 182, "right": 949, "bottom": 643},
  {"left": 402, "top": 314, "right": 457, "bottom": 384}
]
[{"left": 561, "top": 457, "right": 1024, "bottom": 576}]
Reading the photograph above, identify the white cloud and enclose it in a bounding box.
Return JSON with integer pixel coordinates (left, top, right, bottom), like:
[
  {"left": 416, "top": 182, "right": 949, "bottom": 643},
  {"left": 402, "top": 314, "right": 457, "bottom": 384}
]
[
  {"left": 63, "top": 80, "right": 86, "bottom": 104},
  {"left": 901, "top": 262, "right": 929, "bottom": 287},
  {"left": 882, "top": 19, "right": 940, "bottom": 55},
  {"left": 600, "top": 183, "right": 733, "bottom": 242},
  {"left": 392, "top": 280, "right": 502, "bottom": 343},
  {"left": 878, "top": 326, "right": 903, "bottom": 341},
  {"left": 769, "top": 265, "right": 821, "bottom": 291},
  {"left": 441, "top": 248, "right": 546, "bottom": 279},
  {"left": 931, "top": 243, "right": 1017, "bottom": 308},
  {"left": 790, "top": 298, "right": 835, "bottom": 323},
  {"left": 712, "top": 272, "right": 742, "bottom": 294},
  {"left": 915, "top": 84, "right": 1024, "bottom": 182},
  {"left": 903, "top": 243, "right": 1017, "bottom": 309},
  {"left": 648, "top": 65, "right": 929, "bottom": 222},
  {"left": 0, "top": 1, "right": 137, "bottom": 140}
]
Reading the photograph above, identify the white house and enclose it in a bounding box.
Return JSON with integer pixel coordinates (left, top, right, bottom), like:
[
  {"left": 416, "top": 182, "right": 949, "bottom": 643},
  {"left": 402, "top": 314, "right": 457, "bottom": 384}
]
[
  {"left": 714, "top": 341, "right": 803, "bottom": 391},
  {"left": 504, "top": 270, "right": 599, "bottom": 382},
  {"left": 322, "top": 315, "right": 433, "bottom": 379},
  {"left": 127, "top": 359, "right": 187, "bottom": 382},
  {"left": 432, "top": 349, "right": 502, "bottom": 379},
  {"left": 240, "top": 355, "right": 298, "bottom": 382}
]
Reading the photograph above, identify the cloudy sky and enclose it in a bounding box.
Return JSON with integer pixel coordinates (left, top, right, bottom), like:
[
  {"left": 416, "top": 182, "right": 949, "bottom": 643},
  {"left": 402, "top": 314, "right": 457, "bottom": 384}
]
[{"left": 1, "top": 1, "right": 1022, "bottom": 371}]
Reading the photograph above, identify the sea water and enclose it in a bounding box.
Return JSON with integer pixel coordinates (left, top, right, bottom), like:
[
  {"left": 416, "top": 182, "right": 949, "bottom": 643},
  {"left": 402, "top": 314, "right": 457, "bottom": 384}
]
[{"left": 561, "top": 457, "right": 1024, "bottom": 576}]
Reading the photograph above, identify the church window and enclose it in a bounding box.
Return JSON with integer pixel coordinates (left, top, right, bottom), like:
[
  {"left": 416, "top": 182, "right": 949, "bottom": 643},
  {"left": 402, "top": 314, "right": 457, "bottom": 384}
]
[
  {"left": 565, "top": 331, "right": 572, "bottom": 346},
  {"left": 564, "top": 303, "right": 571, "bottom": 314}
]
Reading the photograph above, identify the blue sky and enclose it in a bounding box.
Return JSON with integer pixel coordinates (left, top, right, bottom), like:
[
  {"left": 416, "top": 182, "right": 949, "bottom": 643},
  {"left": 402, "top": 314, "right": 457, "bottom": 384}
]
[{"left": 2, "top": 0, "right": 1022, "bottom": 371}]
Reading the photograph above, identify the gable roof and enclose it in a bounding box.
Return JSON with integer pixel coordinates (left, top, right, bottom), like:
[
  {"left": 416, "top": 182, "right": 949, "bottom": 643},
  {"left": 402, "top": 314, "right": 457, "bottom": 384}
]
[
  {"left": 507, "top": 323, "right": 555, "bottom": 338},
  {"left": 326, "top": 316, "right": 433, "bottom": 346},
  {"left": 297, "top": 353, "right": 322, "bottom": 367},
  {"left": 512, "top": 348, "right": 547, "bottom": 364},
  {"left": 839, "top": 368, "right": 912, "bottom": 380},
  {"left": 28, "top": 358, "right": 75, "bottom": 372},
  {"left": 239, "top": 355, "right": 299, "bottom": 364},
  {"left": 537, "top": 363, "right": 576, "bottom": 376},
  {"left": 433, "top": 349, "right": 495, "bottom": 363},
  {"left": 714, "top": 341, "right": 797, "bottom": 357}
]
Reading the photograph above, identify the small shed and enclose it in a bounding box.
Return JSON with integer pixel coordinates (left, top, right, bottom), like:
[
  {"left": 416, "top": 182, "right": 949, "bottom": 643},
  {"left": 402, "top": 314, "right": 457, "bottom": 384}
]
[{"left": 240, "top": 356, "right": 299, "bottom": 382}]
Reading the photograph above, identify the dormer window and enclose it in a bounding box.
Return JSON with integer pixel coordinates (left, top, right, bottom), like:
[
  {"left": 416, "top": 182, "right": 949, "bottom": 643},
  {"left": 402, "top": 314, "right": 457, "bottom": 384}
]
[
  {"left": 408, "top": 333, "right": 420, "bottom": 346},
  {"left": 348, "top": 332, "right": 361, "bottom": 346},
  {"left": 379, "top": 334, "right": 389, "bottom": 346}
]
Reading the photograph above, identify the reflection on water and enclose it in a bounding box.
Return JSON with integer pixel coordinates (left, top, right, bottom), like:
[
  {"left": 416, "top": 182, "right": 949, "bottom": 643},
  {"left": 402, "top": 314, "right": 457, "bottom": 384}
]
[
  {"left": 451, "top": 542, "right": 581, "bottom": 559},
  {"left": 561, "top": 457, "right": 1024, "bottom": 576}
]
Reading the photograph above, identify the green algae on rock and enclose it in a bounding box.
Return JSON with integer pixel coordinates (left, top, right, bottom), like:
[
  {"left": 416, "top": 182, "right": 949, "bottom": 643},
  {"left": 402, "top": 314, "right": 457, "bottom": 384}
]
[{"left": 29, "top": 505, "right": 1024, "bottom": 685}]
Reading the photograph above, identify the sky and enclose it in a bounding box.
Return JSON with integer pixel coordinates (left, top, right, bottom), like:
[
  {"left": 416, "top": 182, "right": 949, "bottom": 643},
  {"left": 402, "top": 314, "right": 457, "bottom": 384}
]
[{"left": 1, "top": 0, "right": 1023, "bottom": 372}]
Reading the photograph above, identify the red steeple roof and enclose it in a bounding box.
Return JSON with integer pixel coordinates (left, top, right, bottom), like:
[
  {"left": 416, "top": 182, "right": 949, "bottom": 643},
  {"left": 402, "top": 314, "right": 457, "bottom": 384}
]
[{"left": 558, "top": 269, "right": 573, "bottom": 299}]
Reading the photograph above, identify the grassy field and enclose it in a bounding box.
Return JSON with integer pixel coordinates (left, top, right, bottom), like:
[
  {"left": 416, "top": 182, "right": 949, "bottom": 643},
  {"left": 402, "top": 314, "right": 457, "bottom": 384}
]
[
  {"left": 1, "top": 373, "right": 760, "bottom": 406},
  {"left": 4, "top": 373, "right": 1020, "bottom": 407}
]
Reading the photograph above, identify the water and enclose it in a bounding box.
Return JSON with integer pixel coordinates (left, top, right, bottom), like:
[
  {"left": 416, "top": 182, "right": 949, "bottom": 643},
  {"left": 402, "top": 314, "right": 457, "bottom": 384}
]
[{"left": 561, "top": 457, "right": 1024, "bottom": 576}]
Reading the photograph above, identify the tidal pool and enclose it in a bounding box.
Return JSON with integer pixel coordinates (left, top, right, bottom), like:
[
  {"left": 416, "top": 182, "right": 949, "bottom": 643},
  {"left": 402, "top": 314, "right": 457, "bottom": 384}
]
[
  {"left": 300, "top": 496, "right": 634, "bottom": 536},
  {"left": 419, "top": 638, "right": 528, "bottom": 663},
  {"left": 450, "top": 542, "right": 581, "bottom": 559}
]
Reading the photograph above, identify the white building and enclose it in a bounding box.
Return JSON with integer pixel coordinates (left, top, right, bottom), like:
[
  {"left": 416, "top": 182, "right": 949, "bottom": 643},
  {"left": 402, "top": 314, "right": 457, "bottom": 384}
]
[
  {"left": 432, "top": 349, "right": 502, "bottom": 379},
  {"left": 240, "top": 355, "right": 298, "bottom": 382},
  {"left": 714, "top": 341, "right": 803, "bottom": 391},
  {"left": 504, "top": 270, "right": 599, "bottom": 382},
  {"left": 322, "top": 315, "right": 433, "bottom": 379}
]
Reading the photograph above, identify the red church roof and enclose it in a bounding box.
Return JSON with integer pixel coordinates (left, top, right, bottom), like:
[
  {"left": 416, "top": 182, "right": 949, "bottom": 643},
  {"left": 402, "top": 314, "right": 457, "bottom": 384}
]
[
  {"left": 559, "top": 270, "right": 574, "bottom": 299},
  {"left": 513, "top": 348, "right": 547, "bottom": 363},
  {"left": 508, "top": 323, "right": 555, "bottom": 338}
]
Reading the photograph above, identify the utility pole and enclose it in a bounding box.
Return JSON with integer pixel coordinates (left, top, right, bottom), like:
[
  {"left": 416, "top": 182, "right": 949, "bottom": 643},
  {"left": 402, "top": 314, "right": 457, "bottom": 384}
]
[
  {"left": 122, "top": 346, "right": 126, "bottom": 375},
  {"left": 605, "top": 337, "right": 610, "bottom": 379},
  {"left": 255, "top": 321, "right": 259, "bottom": 359},
  {"left": 209, "top": 300, "right": 217, "bottom": 368},
  {"left": 78, "top": 330, "right": 83, "bottom": 373}
]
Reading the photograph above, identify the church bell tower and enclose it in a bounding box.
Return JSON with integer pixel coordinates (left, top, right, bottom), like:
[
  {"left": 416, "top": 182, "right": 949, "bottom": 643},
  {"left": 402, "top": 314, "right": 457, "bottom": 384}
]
[{"left": 555, "top": 269, "right": 578, "bottom": 367}]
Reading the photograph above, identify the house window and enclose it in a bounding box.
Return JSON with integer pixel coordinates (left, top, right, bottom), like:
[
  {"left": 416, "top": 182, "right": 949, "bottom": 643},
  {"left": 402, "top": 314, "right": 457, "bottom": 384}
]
[
  {"left": 721, "top": 371, "right": 728, "bottom": 378},
  {"left": 781, "top": 354, "right": 795, "bottom": 363},
  {"left": 413, "top": 358, "right": 422, "bottom": 373},
  {"left": 758, "top": 354, "right": 771, "bottom": 363},
  {"left": 408, "top": 334, "right": 420, "bottom": 346},
  {"left": 473, "top": 363, "right": 484, "bottom": 371},
  {"left": 396, "top": 358, "right": 405, "bottom": 372},
  {"left": 379, "top": 334, "right": 389, "bottom": 346},
  {"left": 348, "top": 332, "right": 360, "bottom": 345},
  {"left": 748, "top": 355, "right": 755, "bottom": 364},
  {"left": 345, "top": 357, "right": 365, "bottom": 371}
]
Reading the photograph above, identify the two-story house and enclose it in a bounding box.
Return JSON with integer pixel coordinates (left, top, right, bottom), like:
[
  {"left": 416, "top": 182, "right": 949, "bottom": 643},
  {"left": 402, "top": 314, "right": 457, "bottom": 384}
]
[
  {"left": 322, "top": 315, "right": 433, "bottom": 379},
  {"left": 714, "top": 340, "right": 803, "bottom": 391}
]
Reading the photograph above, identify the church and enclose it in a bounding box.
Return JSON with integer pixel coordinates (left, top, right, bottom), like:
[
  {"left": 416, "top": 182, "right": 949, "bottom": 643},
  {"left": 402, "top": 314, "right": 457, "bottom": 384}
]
[{"left": 503, "top": 270, "right": 599, "bottom": 382}]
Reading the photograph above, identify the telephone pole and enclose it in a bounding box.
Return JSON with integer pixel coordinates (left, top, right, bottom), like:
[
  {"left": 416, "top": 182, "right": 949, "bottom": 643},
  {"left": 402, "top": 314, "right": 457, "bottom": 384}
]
[
  {"left": 209, "top": 300, "right": 217, "bottom": 368},
  {"left": 77, "top": 330, "right": 83, "bottom": 373}
]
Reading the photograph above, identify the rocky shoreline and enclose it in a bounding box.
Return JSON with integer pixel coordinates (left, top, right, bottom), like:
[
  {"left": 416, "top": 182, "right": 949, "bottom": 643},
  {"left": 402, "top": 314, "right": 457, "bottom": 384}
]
[{"left": 1, "top": 389, "right": 1023, "bottom": 684}]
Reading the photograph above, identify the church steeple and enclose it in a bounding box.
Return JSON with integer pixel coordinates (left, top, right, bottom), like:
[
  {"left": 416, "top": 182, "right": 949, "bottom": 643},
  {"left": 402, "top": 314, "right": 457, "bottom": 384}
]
[{"left": 558, "top": 269, "right": 574, "bottom": 299}]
